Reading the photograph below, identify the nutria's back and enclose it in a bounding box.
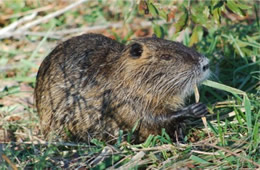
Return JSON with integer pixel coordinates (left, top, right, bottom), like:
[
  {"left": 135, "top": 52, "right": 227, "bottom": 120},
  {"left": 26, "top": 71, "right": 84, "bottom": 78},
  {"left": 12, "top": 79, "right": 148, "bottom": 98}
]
[{"left": 35, "top": 33, "right": 210, "bottom": 143}]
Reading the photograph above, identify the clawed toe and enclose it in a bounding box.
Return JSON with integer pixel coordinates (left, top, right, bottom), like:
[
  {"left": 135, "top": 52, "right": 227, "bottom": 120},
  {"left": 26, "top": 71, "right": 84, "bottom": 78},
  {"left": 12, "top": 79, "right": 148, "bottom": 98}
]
[
  {"left": 170, "top": 103, "right": 209, "bottom": 120},
  {"left": 189, "top": 103, "right": 208, "bottom": 118}
]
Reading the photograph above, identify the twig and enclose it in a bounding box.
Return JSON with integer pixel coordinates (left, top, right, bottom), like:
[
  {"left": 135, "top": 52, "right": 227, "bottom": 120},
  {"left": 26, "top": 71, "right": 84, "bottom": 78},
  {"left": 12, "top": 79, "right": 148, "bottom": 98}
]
[
  {"left": 0, "top": 141, "right": 94, "bottom": 147},
  {"left": 18, "top": 0, "right": 88, "bottom": 32},
  {"left": 48, "top": 22, "right": 123, "bottom": 36},
  {"left": 19, "top": 31, "right": 62, "bottom": 39},
  {"left": 198, "top": 143, "right": 260, "bottom": 168},
  {"left": 107, "top": 156, "right": 131, "bottom": 169},
  {"left": 114, "top": 151, "right": 146, "bottom": 169},
  {"left": 131, "top": 144, "right": 174, "bottom": 151},
  {"left": 1, "top": 5, "right": 53, "bottom": 20},
  {"left": 0, "top": 19, "right": 167, "bottom": 40},
  {"left": 0, "top": 12, "right": 37, "bottom": 36},
  {"left": 1, "top": 154, "right": 18, "bottom": 170},
  {"left": 202, "top": 116, "right": 213, "bottom": 144},
  {"left": 48, "top": 19, "right": 164, "bottom": 36},
  {"left": 0, "top": 22, "right": 123, "bottom": 39},
  {"left": 0, "top": 0, "right": 88, "bottom": 39},
  {"left": 191, "top": 150, "right": 220, "bottom": 156},
  {"left": 89, "top": 146, "right": 114, "bottom": 167}
]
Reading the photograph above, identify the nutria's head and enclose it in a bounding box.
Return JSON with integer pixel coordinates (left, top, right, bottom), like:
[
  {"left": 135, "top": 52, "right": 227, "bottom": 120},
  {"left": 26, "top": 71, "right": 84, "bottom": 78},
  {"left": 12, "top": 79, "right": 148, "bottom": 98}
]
[{"left": 115, "top": 36, "right": 210, "bottom": 103}]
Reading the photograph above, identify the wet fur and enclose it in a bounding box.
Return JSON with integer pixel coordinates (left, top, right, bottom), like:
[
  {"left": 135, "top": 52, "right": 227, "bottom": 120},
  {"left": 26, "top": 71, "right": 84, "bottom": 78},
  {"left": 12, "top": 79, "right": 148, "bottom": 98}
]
[{"left": 35, "top": 33, "right": 209, "bottom": 143}]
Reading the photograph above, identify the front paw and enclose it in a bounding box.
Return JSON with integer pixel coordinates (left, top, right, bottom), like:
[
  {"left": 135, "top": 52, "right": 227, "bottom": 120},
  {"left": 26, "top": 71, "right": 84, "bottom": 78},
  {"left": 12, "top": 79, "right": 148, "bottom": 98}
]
[{"left": 187, "top": 103, "right": 208, "bottom": 118}]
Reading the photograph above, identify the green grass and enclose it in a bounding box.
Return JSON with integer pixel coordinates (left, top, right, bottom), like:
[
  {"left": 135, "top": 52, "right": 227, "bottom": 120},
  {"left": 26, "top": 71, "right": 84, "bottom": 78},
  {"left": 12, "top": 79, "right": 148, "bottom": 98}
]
[{"left": 0, "top": 0, "right": 259, "bottom": 169}]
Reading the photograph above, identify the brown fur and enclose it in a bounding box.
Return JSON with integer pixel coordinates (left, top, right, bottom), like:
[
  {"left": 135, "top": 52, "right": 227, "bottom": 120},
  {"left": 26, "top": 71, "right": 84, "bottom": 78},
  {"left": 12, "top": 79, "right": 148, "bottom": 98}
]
[{"left": 35, "top": 33, "right": 209, "bottom": 143}]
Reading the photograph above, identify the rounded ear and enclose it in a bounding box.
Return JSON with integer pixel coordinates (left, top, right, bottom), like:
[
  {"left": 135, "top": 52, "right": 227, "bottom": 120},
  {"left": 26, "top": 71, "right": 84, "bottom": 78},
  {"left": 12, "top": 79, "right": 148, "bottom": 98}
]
[{"left": 130, "top": 43, "right": 143, "bottom": 58}]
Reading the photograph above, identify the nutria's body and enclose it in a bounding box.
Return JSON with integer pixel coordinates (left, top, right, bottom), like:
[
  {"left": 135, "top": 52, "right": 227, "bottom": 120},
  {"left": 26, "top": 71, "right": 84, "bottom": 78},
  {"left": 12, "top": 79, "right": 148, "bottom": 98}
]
[{"left": 35, "top": 33, "right": 210, "bottom": 143}]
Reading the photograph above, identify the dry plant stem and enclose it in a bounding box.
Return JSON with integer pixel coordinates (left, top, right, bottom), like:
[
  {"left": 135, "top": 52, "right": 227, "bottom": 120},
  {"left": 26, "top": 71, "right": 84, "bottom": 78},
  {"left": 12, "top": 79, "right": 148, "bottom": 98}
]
[
  {"left": 0, "top": 12, "right": 37, "bottom": 36},
  {"left": 189, "top": 108, "right": 245, "bottom": 130},
  {"left": 89, "top": 146, "right": 114, "bottom": 167},
  {"left": 131, "top": 144, "right": 174, "bottom": 151},
  {"left": 114, "top": 151, "right": 146, "bottom": 169},
  {"left": 49, "top": 22, "right": 123, "bottom": 36},
  {"left": 1, "top": 5, "right": 53, "bottom": 20},
  {"left": 0, "top": 141, "right": 94, "bottom": 147},
  {"left": 194, "top": 85, "right": 200, "bottom": 103},
  {"left": 209, "top": 108, "right": 245, "bottom": 124},
  {"left": 1, "top": 154, "right": 18, "bottom": 170},
  {"left": 18, "top": 31, "right": 63, "bottom": 39},
  {"left": 19, "top": 0, "right": 88, "bottom": 32},
  {"left": 0, "top": 22, "right": 123, "bottom": 40},
  {"left": 0, "top": 20, "right": 166, "bottom": 40},
  {"left": 191, "top": 150, "right": 220, "bottom": 156},
  {"left": 197, "top": 143, "right": 260, "bottom": 168},
  {"left": 0, "top": 0, "right": 88, "bottom": 39},
  {"left": 107, "top": 156, "right": 130, "bottom": 169},
  {"left": 201, "top": 116, "right": 212, "bottom": 144}
]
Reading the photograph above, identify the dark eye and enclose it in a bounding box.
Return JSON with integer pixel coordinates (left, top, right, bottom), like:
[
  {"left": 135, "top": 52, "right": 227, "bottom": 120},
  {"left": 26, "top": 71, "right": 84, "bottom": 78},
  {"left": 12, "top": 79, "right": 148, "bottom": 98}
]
[
  {"left": 130, "top": 43, "right": 143, "bottom": 58},
  {"left": 160, "top": 54, "right": 173, "bottom": 61}
]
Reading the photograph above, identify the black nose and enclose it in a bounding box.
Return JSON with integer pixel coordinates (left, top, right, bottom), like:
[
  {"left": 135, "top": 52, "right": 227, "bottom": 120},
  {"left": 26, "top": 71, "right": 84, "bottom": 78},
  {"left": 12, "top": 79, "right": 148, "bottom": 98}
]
[{"left": 202, "top": 64, "right": 209, "bottom": 71}]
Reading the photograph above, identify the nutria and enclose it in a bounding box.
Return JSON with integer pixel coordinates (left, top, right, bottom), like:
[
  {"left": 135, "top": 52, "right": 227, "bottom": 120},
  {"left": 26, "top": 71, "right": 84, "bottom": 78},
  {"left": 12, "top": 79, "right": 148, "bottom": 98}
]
[{"left": 35, "top": 33, "right": 210, "bottom": 143}]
